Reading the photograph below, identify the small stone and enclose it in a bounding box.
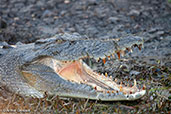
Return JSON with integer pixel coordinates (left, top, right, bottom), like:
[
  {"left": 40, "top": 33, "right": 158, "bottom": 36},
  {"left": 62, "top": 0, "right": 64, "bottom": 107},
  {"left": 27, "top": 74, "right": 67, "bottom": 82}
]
[
  {"left": 14, "top": 3, "right": 24, "bottom": 9},
  {"left": 54, "top": 16, "right": 58, "bottom": 19},
  {"left": 60, "top": 10, "right": 67, "bottom": 16},
  {"left": 108, "top": 17, "right": 120, "bottom": 23},
  {"left": 14, "top": 17, "right": 19, "bottom": 21},
  {"left": 134, "top": 24, "right": 140, "bottom": 29},
  {"left": 111, "top": 0, "right": 129, "bottom": 10},
  {"left": 42, "top": 10, "right": 53, "bottom": 17},
  {"left": 64, "top": 0, "right": 70, "bottom": 4},
  {"left": 156, "top": 31, "right": 165, "bottom": 36},
  {"left": 86, "top": 27, "right": 98, "bottom": 35},
  {"left": 36, "top": 1, "right": 44, "bottom": 7},
  {"left": 128, "top": 9, "right": 140, "bottom": 16},
  {"left": 67, "top": 27, "right": 75, "bottom": 32},
  {"left": 149, "top": 28, "right": 159, "bottom": 33}
]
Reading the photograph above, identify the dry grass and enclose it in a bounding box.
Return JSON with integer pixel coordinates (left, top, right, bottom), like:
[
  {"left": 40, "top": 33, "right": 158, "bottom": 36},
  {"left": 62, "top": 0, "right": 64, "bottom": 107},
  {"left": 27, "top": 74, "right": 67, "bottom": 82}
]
[{"left": 0, "top": 61, "right": 170, "bottom": 113}]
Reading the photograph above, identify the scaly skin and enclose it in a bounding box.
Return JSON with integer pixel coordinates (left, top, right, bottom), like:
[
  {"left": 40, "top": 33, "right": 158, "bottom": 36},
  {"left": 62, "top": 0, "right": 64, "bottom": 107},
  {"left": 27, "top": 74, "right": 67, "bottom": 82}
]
[{"left": 0, "top": 33, "right": 146, "bottom": 101}]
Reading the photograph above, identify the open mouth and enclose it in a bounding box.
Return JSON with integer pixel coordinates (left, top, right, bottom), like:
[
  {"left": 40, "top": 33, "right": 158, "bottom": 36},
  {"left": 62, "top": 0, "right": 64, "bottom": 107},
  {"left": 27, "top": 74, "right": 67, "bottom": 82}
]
[
  {"left": 22, "top": 43, "right": 146, "bottom": 100},
  {"left": 17, "top": 34, "right": 147, "bottom": 101},
  {"left": 56, "top": 59, "right": 140, "bottom": 94}
]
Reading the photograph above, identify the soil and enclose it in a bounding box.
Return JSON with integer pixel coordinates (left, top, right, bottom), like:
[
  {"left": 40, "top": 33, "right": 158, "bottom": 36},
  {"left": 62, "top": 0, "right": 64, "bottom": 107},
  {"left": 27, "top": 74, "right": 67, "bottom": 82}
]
[{"left": 0, "top": 0, "right": 171, "bottom": 113}]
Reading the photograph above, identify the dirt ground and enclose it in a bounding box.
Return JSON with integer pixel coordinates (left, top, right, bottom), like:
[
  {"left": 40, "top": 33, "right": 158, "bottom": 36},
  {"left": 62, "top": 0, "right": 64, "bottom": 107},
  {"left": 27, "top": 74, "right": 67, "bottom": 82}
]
[{"left": 0, "top": 0, "right": 171, "bottom": 113}]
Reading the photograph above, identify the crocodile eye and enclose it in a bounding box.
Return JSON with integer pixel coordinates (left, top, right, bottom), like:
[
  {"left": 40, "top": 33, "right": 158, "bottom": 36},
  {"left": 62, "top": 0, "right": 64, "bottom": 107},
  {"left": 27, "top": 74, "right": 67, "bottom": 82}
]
[
  {"left": 35, "top": 40, "right": 47, "bottom": 44},
  {"left": 69, "top": 41, "right": 76, "bottom": 45}
]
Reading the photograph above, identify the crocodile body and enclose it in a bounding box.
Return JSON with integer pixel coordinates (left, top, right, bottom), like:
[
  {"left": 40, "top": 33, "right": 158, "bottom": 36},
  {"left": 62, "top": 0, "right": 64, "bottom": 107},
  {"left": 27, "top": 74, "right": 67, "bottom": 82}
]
[{"left": 0, "top": 33, "right": 146, "bottom": 101}]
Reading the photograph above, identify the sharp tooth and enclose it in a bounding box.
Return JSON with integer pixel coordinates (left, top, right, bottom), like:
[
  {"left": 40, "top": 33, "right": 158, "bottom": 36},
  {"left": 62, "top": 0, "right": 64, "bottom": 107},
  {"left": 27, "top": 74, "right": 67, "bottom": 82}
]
[
  {"left": 84, "top": 80, "right": 87, "bottom": 83},
  {"left": 120, "top": 85, "right": 123, "bottom": 91},
  {"left": 112, "top": 53, "right": 115, "bottom": 58},
  {"left": 96, "top": 58, "right": 100, "bottom": 62},
  {"left": 116, "top": 51, "right": 120, "bottom": 59},
  {"left": 108, "top": 56, "right": 110, "bottom": 60},
  {"left": 109, "top": 76, "right": 113, "bottom": 79},
  {"left": 105, "top": 72, "right": 108, "bottom": 77},
  {"left": 142, "top": 84, "right": 146, "bottom": 90},
  {"left": 103, "top": 58, "right": 106, "bottom": 64},
  {"left": 120, "top": 50, "right": 125, "bottom": 57},
  {"left": 127, "top": 47, "right": 133, "bottom": 53},
  {"left": 134, "top": 79, "right": 137, "bottom": 87},
  {"left": 130, "top": 49, "right": 133, "bottom": 53}
]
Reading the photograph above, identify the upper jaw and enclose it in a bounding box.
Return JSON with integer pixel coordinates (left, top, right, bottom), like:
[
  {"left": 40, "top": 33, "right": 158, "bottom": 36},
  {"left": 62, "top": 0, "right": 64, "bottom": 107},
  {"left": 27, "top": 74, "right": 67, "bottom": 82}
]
[{"left": 33, "top": 34, "right": 143, "bottom": 61}]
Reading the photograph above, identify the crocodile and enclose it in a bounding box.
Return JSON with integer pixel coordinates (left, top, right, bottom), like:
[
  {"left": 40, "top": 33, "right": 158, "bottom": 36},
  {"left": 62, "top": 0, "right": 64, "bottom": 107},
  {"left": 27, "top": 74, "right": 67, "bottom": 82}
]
[{"left": 0, "top": 33, "right": 146, "bottom": 101}]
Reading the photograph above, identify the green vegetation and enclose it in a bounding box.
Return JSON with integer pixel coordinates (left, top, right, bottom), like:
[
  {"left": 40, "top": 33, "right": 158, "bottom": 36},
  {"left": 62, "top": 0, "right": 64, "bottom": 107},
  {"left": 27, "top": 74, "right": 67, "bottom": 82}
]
[{"left": 168, "top": 0, "right": 171, "bottom": 3}]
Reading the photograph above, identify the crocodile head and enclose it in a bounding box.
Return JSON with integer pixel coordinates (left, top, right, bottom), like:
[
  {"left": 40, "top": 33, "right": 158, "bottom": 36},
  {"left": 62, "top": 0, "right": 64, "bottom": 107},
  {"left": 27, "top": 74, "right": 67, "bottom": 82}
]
[{"left": 1, "top": 33, "right": 146, "bottom": 101}]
